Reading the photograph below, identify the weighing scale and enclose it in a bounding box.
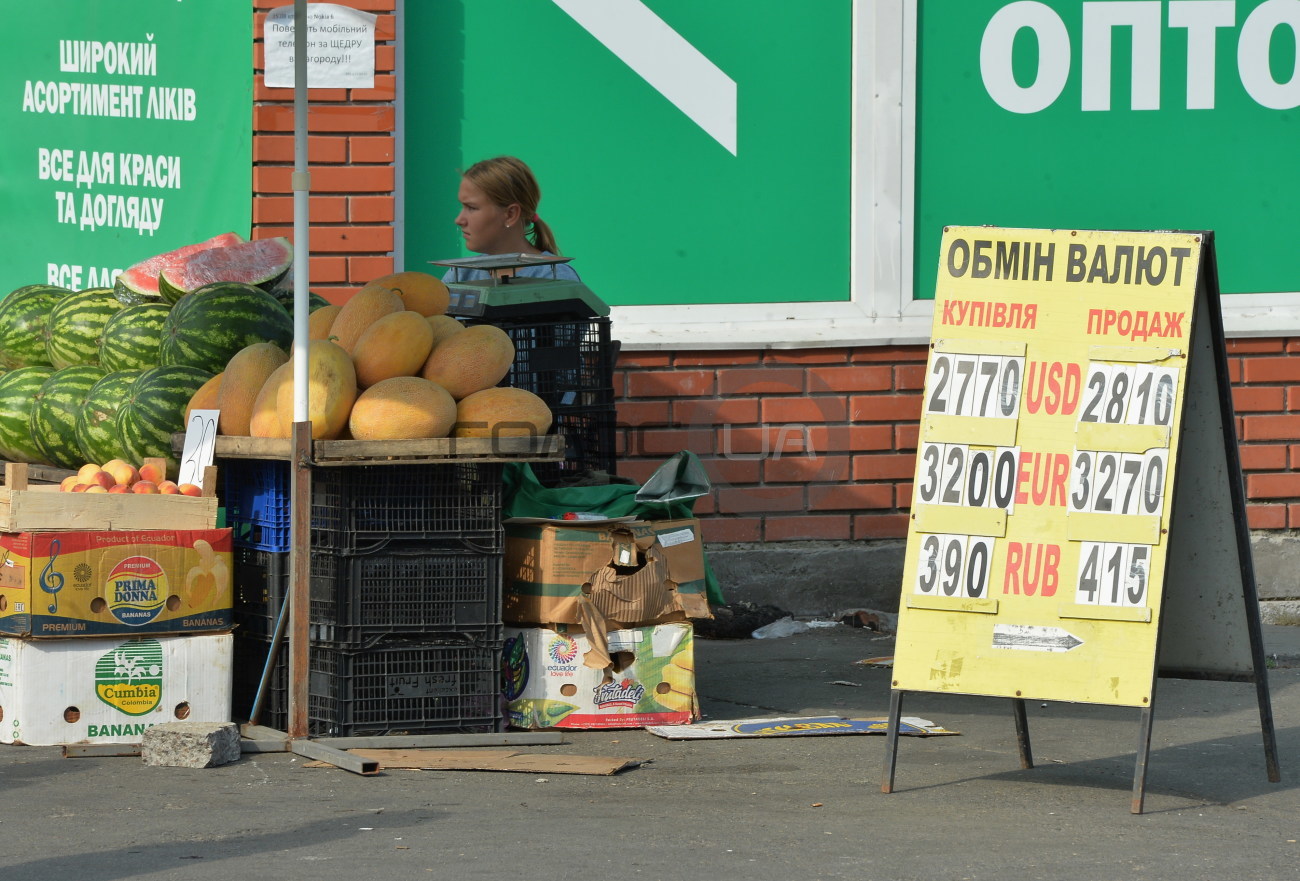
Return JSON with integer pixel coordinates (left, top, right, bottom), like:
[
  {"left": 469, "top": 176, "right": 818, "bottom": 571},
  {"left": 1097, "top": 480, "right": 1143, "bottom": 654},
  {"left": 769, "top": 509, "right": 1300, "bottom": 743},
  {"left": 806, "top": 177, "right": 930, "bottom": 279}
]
[{"left": 430, "top": 253, "right": 609, "bottom": 320}]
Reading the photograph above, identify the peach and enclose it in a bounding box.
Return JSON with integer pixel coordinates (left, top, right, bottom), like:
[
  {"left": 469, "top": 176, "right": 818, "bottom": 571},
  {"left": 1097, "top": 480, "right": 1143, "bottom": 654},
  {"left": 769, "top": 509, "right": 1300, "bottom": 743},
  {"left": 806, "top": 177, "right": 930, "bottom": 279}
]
[
  {"left": 60, "top": 475, "right": 79, "bottom": 492},
  {"left": 84, "top": 485, "right": 109, "bottom": 493},
  {"left": 71, "top": 483, "right": 90, "bottom": 493},
  {"left": 138, "top": 462, "right": 166, "bottom": 485},
  {"left": 131, "top": 481, "right": 159, "bottom": 494},
  {"left": 177, "top": 483, "right": 203, "bottom": 497},
  {"left": 76, "top": 463, "right": 102, "bottom": 483},
  {"left": 107, "top": 483, "right": 130, "bottom": 494},
  {"left": 157, "top": 481, "right": 181, "bottom": 494},
  {"left": 88, "top": 471, "right": 116, "bottom": 490},
  {"left": 102, "top": 459, "right": 138, "bottom": 487}
]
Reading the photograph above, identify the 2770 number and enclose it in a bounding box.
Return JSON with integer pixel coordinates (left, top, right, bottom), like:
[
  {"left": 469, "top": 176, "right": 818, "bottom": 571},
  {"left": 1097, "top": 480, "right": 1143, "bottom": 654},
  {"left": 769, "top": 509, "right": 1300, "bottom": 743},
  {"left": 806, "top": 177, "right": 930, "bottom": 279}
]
[{"left": 926, "top": 354, "right": 1023, "bottom": 419}]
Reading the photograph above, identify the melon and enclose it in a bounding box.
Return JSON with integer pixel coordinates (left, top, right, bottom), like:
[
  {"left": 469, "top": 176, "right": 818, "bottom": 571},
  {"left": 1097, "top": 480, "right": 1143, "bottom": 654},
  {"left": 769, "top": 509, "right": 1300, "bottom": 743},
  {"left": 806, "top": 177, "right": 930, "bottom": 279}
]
[
  {"left": 217, "top": 343, "right": 288, "bottom": 436},
  {"left": 349, "top": 376, "right": 457, "bottom": 440},
  {"left": 185, "top": 371, "right": 223, "bottom": 421},
  {"left": 453, "top": 386, "right": 553, "bottom": 438},
  {"left": 308, "top": 304, "right": 342, "bottom": 340},
  {"left": 249, "top": 362, "right": 292, "bottom": 438},
  {"left": 359, "top": 271, "right": 450, "bottom": 317},
  {"left": 419, "top": 323, "right": 515, "bottom": 399},
  {"left": 270, "top": 341, "right": 358, "bottom": 439},
  {"left": 114, "top": 232, "right": 244, "bottom": 304},
  {"left": 352, "top": 311, "right": 435, "bottom": 388},
  {"left": 426, "top": 314, "right": 465, "bottom": 351},
  {"left": 328, "top": 287, "right": 402, "bottom": 353}
]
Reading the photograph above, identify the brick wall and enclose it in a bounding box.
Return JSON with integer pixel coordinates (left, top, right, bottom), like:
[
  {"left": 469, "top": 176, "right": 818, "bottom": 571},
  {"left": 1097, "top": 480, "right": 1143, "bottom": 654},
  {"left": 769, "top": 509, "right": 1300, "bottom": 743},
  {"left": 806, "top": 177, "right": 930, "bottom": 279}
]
[{"left": 249, "top": 2, "right": 1300, "bottom": 547}]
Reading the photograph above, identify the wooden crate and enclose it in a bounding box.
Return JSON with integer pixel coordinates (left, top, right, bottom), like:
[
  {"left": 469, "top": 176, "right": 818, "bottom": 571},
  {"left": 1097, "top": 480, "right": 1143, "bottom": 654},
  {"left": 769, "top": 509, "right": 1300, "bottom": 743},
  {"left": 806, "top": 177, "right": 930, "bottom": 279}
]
[
  {"left": 172, "top": 434, "right": 565, "bottom": 465},
  {"left": 0, "top": 461, "right": 219, "bottom": 532}
]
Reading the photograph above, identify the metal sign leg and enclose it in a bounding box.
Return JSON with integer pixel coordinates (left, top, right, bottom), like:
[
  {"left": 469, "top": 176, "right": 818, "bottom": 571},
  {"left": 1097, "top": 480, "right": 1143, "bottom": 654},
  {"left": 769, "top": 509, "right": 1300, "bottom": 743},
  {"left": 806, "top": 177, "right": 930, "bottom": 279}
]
[
  {"left": 1131, "top": 706, "right": 1156, "bottom": 814},
  {"left": 880, "top": 689, "right": 904, "bottom": 793},
  {"left": 1011, "top": 698, "right": 1034, "bottom": 769}
]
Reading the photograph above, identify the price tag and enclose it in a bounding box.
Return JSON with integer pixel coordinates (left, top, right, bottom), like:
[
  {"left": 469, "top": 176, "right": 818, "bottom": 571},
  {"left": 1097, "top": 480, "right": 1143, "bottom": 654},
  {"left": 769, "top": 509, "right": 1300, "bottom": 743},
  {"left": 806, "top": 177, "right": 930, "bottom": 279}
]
[{"left": 177, "top": 409, "right": 219, "bottom": 488}]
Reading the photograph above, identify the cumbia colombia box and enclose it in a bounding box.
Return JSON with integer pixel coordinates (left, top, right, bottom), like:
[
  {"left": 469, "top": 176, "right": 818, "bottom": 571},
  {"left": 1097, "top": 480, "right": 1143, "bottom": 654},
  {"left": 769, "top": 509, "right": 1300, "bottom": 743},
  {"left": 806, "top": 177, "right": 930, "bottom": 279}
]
[
  {"left": 503, "top": 622, "right": 697, "bottom": 729},
  {"left": 0, "top": 529, "right": 232, "bottom": 638},
  {"left": 0, "top": 632, "right": 233, "bottom": 745},
  {"left": 502, "top": 518, "right": 710, "bottom": 628}
]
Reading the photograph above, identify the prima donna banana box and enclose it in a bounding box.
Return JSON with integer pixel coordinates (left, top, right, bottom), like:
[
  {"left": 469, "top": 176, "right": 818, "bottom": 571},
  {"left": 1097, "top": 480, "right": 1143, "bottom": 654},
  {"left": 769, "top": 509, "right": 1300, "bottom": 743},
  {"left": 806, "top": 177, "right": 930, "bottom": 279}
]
[
  {"left": 0, "top": 633, "right": 233, "bottom": 745},
  {"left": 503, "top": 622, "right": 698, "bottom": 729},
  {"left": 0, "top": 529, "right": 232, "bottom": 638}
]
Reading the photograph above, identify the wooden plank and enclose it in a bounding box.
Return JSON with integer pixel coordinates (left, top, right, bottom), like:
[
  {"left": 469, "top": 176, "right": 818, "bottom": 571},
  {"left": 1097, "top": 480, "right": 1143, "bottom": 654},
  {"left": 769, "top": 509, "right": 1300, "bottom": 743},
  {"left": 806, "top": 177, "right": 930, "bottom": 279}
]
[
  {"left": 0, "top": 490, "right": 218, "bottom": 532},
  {"left": 175, "top": 433, "right": 565, "bottom": 464},
  {"left": 0, "top": 460, "right": 76, "bottom": 487}
]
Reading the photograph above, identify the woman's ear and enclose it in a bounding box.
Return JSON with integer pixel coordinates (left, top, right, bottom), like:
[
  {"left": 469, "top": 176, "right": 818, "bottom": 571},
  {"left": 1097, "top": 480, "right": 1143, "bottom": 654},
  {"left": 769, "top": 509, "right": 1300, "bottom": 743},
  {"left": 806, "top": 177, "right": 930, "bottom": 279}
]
[{"left": 504, "top": 202, "right": 523, "bottom": 227}]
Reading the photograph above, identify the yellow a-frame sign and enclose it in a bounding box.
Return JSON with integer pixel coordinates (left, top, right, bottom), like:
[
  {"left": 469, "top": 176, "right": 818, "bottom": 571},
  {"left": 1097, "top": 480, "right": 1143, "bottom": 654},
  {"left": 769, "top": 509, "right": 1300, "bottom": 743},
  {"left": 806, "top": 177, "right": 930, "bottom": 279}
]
[{"left": 882, "top": 227, "right": 1279, "bottom": 813}]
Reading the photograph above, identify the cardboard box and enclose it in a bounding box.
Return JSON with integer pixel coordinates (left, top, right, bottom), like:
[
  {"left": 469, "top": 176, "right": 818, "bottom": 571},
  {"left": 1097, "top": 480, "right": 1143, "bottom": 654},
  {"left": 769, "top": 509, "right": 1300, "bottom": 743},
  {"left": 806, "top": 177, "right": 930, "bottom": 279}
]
[
  {"left": 0, "top": 529, "right": 233, "bottom": 637},
  {"left": 503, "top": 623, "right": 698, "bottom": 729},
  {"left": 503, "top": 518, "right": 710, "bottom": 628},
  {"left": 0, "top": 632, "right": 233, "bottom": 745}
]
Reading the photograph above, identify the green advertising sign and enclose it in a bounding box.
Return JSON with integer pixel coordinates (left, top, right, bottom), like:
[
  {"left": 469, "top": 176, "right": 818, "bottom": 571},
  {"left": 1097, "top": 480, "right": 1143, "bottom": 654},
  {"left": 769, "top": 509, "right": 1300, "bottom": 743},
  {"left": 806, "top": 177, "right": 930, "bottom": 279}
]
[
  {"left": 0, "top": 0, "right": 252, "bottom": 293},
  {"left": 404, "top": 0, "right": 851, "bottom": 307},
  {"left": 916, "top": 0, "right": 1299, "bottom": 301}
]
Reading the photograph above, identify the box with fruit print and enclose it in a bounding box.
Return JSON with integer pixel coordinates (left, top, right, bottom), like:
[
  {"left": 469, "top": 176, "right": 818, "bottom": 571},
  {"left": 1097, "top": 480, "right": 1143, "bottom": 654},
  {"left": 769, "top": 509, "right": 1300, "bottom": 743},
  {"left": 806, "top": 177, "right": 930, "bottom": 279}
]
[
  {"left": 502, "top": 622, "right": 698, "bottom": 730},
  {"left": 0, "top": 526, "right": 232, "bottom": 638}
]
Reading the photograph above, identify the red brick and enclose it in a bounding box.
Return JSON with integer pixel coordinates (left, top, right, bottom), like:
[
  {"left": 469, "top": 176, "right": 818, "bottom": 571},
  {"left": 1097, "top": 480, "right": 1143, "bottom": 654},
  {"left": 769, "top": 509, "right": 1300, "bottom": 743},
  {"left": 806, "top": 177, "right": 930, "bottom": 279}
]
[
  {"left": 625, "top": 370, "right": 716, "bottom": 398},
  {"left": 1228, "top": 358, "right": 1242, "bottom": 384},
  {"left": 350, "top": 75, "right": 398, "bottom": 102},
  {"left": 611, "top": 459, "right": 660, "bottom": 486},
  {"left": 1241, "top": 414, "right": 1300, "bottom": 442},
  {"left": 717, "top": 426, "right": 810, "bottom": 456},
  {"left": 253, "top": 135, "right": 348, "bottom": 163},
  {"left": 1241, "top": 357, "right": 1300, "bottom": 384},
  {"left": 807, "top": 365, "right": 892, "bottom": 393},
  {"left": 717, "top": 367, "right": 803, "bottom": 395},
  {"left": 312, "top": 165, "right": 396, "bottom": 193},
  {"left": 851, "top": 346, "right": 928, "bottom": 363},
  {"left": 1245, "top": 473, "right": 1300, "bottom": 499},
  {"left": 1248, "top": 504, "right": 1287, "bottom": 528},
  {"left": 1232, "top": 386, "right": 1286, "bottom": 412},
  {"left": 616, "top": 352, "right": 672, "bottom": 369},
  {"left": 1227, "top": 339, "right": 1286, "bottom": 354},
  {"left": 854, "top": 514, "right": 911, "bottom": 539},
  {"left": 673, "top": 351, "right": 761, "bottom": 367},
  {"left": 1239, "top": 444, "right": 1288, "bottom": 471},
  {"left": 805, "top": 425, "right": 893, "bottom": 453},
  {"left": 348, "top": 256, "right": 393, "bottom": 284},
  {"left": 672, "top": 398, "right": 760, "bottom": 426},
  {"left": 853, "top": 453, "right": 919, "bottom": 481},
  {"left": 850, "top": 394, "right": 924, "bottom": 422},
  {"left": 761, "top": 396, "right": 848, "bottom": 424},
  {"left": 1290, "top": 444, "right": 1300, "bottom": 468},
  {"left": 765, "top": 349, "right": 850, "bottom": 365},
  {"left": 763, "top": 455, "right": 851, "bottom": 483},
  {"left": 699, "top": 457, "right": 763, "bottom": 486},
  {"left": 258, "top": 225, "right": 392, "bottom": 253},
  {"left": 307, "top": 255, "right": 347, "bottom": 283},
  {"left": 896, "top": 482, "right": 913, "bottom": 508},
  {"left": 895, "top": 364, "right": 927, "bottom": 391},
  {"left": 766, "top": 516, "right": 851, "bottom": 541},
  {"left": 253, "top": 196, "right": 348, "bottom": 224},
  {"left": 350, "top": 196, "right": 394, "bottom": 223},
  {"left": 376, "top": 45, "right": 395, "bottom": 71},
  {"left": 255, "top": 105, "right": 396, "bottom": 133},
  {"left": 808, "top": 484, "right": 893, "bottom": 510},
  {"left": 615, "top": 400, "right": 671, "bottom": 427},
  {"left": 692, "top": 494, "right": 717, "bottom": 516},
  {"left": 701, "top": 517, "right": 763, "bottom": 543},
  {"left": 350, "top": 136, "right": 396, "bottom": 163},
  {"left": 716, "top": 486, "right": 805, "bottom": 514},
  {"left": 624, "top": 427, "right": 714, "bottom": 457},
  {"left": 894, "top": 424, "right": 920, "bottom": 450}
]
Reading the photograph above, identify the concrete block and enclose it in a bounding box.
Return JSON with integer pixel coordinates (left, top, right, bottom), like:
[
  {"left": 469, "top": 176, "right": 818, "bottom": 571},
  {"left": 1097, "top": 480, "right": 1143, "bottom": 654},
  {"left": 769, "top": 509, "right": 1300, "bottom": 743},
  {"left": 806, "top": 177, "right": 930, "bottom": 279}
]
[{"left": 141, "top": 721, "right": 241, "bottom": 769}]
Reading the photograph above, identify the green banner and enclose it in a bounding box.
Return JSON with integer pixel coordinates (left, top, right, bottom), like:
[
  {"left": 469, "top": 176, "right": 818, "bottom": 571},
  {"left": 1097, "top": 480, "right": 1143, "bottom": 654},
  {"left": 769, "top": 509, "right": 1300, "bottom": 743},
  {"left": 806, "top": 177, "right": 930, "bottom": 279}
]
[
  {"left": 404, "top": 0, "right": 851, "bottom": 307},
  {"left": 916, "top": 0, "right": 1299, "bottom": 301},
  {"left": 0, "top": 0, "right": 252, "bottom": 294}
]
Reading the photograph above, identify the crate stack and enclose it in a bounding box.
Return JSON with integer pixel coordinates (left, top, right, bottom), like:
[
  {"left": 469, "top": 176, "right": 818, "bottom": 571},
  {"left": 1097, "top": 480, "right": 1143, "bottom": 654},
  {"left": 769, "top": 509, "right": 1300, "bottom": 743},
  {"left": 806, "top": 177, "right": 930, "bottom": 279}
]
[{"left": 226, "top": 458, "right": 506, "bottom": 737}]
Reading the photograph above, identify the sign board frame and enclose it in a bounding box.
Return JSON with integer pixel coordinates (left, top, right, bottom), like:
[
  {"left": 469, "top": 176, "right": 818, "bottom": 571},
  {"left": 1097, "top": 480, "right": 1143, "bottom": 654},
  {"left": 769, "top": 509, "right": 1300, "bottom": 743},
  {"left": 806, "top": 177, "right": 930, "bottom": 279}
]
[{"left": 880, "top": 227, "right": 1279, "bottom": 813}]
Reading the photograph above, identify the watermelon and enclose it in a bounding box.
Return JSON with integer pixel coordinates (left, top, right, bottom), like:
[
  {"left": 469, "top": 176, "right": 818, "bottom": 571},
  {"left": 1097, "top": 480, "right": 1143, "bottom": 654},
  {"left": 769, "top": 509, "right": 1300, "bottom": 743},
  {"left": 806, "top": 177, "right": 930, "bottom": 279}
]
[
  {"left": 76, "top": 370, "right": 142, "bottom": 466},
  {"left": 0, "top": 366, "right": 57, "bottom": 464},
  {"left": 0, "top": 285, "right": 72, "bottom": 368},
  {"left": 99, "top": 302, "right": 171, "bottom": 372},
  {"left": 159, "top": 282, "right": 293, "bottom": 374},
  {"left": 44, "top": 287, "right": 128, "bottom": 368},
  {"left": 270, "top": 287, "right": 331, "bottom": 319},
  {"left": 31, "top": 365, "right": 108, "bottom": 469},
  {"left": 117, "top": 365, "right": 213, "bottom": 475},
  {"left": 113, "top": 232, "right": 245, "bottom": 305},
  {"left": 158, "top": 237, "right": 294, "bottom": 303}
]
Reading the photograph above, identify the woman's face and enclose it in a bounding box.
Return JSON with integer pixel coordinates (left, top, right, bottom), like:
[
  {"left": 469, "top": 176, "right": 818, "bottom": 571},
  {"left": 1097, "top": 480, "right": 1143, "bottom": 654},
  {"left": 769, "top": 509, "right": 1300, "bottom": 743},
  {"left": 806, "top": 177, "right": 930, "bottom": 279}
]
[{"left": 455, "top": 177, "right": 514, "bottom": 254}]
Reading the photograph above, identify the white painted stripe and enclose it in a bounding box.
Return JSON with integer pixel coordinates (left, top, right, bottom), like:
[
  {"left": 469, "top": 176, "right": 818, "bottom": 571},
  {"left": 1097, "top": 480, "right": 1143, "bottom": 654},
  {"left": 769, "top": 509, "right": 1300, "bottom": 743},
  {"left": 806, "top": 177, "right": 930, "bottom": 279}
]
[{"left": 552, "top": 0, "right": 737, "bottom": 154}]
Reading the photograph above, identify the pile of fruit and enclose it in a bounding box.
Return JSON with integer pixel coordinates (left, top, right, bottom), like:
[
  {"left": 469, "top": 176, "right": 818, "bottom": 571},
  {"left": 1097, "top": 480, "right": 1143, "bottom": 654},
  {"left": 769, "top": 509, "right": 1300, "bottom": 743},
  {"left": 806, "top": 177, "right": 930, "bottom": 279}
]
[
  {"left": 0, "top": 232, "right": 553, "bottom": 479},
  {"left": 57, "top": 458, "right": 201, "bottom": 495}
]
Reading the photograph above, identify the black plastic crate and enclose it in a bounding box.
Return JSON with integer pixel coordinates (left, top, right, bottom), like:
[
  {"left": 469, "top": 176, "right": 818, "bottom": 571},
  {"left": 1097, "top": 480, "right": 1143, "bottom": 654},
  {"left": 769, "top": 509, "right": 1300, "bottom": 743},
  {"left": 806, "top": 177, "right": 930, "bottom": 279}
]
[
  {"left": 221, "top": 459, "right": 504, "bottom": 553},
  {"left": 535, "top": 403, "right": 619, "bottom": 486},
  {"left": 233, "top": 544, "right": 502, "bottom": 645},
  {"left": 233, "top": 634, "right": 503, "bottom": 737}
]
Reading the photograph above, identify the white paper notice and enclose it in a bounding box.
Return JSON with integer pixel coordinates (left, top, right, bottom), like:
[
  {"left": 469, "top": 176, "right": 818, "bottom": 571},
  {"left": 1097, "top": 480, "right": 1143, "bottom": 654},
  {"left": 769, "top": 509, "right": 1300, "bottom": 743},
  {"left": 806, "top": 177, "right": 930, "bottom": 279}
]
[{"left": 264, "top": 4, "right": 377, "bottom": 89}]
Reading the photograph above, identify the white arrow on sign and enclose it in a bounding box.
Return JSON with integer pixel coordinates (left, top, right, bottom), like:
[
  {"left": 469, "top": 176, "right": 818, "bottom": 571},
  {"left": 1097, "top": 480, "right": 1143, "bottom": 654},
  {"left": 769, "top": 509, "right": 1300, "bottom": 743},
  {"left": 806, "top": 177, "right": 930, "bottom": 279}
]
[
  {"left": 552, "top": 0, "right": 737, "bottom": 155},
  {"left": 992, "top": 624, "right": 1084, "bottom": 653}
]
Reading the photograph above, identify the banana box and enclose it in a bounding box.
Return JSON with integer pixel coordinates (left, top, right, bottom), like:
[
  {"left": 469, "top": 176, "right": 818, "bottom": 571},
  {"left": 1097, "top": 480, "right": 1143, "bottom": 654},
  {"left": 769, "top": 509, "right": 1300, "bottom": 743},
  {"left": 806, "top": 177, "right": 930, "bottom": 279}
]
[
  {"left": 502, "top": 622, "right": 698, "bottom": 729},
  {"left": 0, "top": 632, "right": 232, "bottom": 745},
  {"left": 0, "top": 529, "right": 232, "bottom": 638}
]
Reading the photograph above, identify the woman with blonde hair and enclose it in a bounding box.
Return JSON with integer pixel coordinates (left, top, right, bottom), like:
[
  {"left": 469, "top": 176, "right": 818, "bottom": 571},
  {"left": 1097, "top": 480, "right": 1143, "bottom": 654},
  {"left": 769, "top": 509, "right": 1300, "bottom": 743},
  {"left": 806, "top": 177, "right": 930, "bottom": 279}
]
[{"left": 446, "top": 155, "right": 580, "bottom": 282}]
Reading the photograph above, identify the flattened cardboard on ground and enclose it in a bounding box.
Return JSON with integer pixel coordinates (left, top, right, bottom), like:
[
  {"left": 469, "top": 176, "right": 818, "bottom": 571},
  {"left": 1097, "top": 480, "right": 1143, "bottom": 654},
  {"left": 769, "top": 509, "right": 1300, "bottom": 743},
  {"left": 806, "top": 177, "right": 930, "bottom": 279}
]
[
  {"left": 305, "top": 749, "right": 645, "bottom": 775},
  {"left": 502, "top": 518, "right": 710, "bottom": 627},
  {"left": 645, "top": 715, "right": 958, "bottom": 740}
]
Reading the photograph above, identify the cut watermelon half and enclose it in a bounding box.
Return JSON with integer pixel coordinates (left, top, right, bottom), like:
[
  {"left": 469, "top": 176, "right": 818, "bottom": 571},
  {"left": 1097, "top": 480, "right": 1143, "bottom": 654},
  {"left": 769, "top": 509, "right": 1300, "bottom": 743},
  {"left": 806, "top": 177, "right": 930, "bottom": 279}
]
[
  {"left": 157, "top": 237, "right": 294, "bottom": 304},
  {"left": 113, "top": 232, "right": 245, "bottom": 305}
]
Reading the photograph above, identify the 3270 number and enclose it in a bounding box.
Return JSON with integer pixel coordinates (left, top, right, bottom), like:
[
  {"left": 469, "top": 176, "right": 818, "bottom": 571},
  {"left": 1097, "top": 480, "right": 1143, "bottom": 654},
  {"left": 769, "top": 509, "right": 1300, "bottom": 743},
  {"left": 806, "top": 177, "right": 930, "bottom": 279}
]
[{"left": 1068, "top": 449, "right": 1168, "bottom": 516}]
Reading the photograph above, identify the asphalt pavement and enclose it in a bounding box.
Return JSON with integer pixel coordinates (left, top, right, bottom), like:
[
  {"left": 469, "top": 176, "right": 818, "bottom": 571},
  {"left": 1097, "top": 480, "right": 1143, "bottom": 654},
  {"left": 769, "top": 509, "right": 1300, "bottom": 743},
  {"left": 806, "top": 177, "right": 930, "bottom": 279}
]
[{"left": 2, "top": 624, "right": 1299, "bottom": 881}]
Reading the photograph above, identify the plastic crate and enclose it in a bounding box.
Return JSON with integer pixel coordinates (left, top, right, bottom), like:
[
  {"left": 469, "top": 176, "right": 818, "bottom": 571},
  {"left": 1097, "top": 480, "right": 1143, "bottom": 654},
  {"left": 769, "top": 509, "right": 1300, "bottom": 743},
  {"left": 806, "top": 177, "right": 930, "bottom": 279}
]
[
  {"left": 222, "top": 459, "right": 504, "bottom": 553},
  {"left": 232, "top": 544, "right": 503, "bottom": 645},
  {"left": 233, "top": 633, "right": 503, "bottom": 737}
]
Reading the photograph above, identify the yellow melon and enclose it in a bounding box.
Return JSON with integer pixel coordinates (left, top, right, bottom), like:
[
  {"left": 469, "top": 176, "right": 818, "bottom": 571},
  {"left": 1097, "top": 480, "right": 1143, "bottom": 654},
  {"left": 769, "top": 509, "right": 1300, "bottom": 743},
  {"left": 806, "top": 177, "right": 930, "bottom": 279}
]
[
  {"left": 185, "top": 372, "right": 223, "bottom": 422},
  {"left": 328, "top": 286, "right": 402, "bottom": 353},
  {"left": 249, "top": 362, "right": 292, "bottom": 438},
  {"left": 426, "top": 314, "right": 465, "bottom": 351},
  {"left": 349, "top": 376, "right": 457, "bottom": 440},
  {"left": 352, "top": 310, "right": 436, "bottom": 388},
  {"left": 308, "top": 304, "right": 342, "bottom": 340},
  {"left": 454, "top": 386, "right": 553, "bottom": 438},
  {"left": 361, "top": 271, "right": 450, "bottom": 317},
  {"left": 217, "top": 342, "right": 289, "bottom": 436},
  {"left": 420, "top": 323, "right": 515, "bottom": 399},
  {"left": 274, "top": 340, "right": 359, "bottom": 439}
]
